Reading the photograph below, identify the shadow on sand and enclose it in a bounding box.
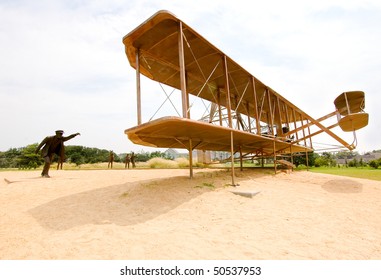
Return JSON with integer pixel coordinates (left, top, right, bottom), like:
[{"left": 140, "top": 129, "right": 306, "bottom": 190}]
[{"left": 28, "top": 171, "right": 235, "bottom": 231}]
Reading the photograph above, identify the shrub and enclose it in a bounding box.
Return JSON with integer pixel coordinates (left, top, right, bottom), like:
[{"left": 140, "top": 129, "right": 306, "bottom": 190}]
[
  {"left": 70, "top": 153, "right": 84, "bottom": 166},
  {"left": 348, "top": 158, "right": 358, "bottom": 167},
  {"left": 175, "top": 157, "right": 189, "bottom": 168},
  {"left": 295, "top": 164, "right": 307, "bottom": 170},
  {"left": 369, "top": 160, "right": 379, "bottom": 169},
  {"left": 147, "top": 157, "right": 178, "bottom": 168},
  {"left": 314, "top": 157, "right": 328, "bottom": 167}
]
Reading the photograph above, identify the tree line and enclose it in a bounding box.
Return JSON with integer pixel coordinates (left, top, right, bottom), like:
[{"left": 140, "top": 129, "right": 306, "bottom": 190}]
[
  {"left": 1, "top": 144, "right": 380, "bottom": 169},
  {"left": 0, "top": 143, "right": 170, "bottom": 169},
  {"left": 296, "top": 150, "right": 381, "bottom": 169}
]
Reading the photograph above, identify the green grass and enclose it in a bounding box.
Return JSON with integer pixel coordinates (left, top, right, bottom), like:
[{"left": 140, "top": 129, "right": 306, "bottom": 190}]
[{"left": 308, "top": 166, "right": 381, "bottom": 181}]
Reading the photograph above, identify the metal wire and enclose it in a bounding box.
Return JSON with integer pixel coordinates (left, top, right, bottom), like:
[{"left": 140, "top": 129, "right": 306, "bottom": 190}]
[{"left": 149, "top": 84, "right": 180, "bottom": 121}]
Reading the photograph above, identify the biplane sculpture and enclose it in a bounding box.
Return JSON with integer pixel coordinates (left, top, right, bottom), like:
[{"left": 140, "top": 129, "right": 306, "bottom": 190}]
[{"left": 122, "top": 10, "right": 368, "bottom": 183}]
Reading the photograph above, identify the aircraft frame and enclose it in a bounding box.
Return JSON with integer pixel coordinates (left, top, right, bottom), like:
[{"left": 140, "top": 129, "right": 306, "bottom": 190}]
[{"left": 122, "top": 10, "right": 368, "bottom": 184}]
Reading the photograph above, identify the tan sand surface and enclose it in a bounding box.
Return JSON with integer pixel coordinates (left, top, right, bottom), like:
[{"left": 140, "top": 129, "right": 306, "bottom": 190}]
[{"left": 0, "top": 168, "right": 380, "bottom": 260}]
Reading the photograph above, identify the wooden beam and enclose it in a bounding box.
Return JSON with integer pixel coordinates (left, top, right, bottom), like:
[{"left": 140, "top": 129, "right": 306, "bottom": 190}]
[
  {"left": 223, "top": 56, "right": 235, "bottom": 185},
  {"left": 246, "top": 103, "right": 251, "bottom": 132},
  {"left": 230, "top": 131, "right": 236, "bottom": 186},
  {"left": 258, "top": 89, "right": 266, "bottom": 128},
  {"left": 239, "top": 146, "right": 243, "bottom": 171},
  {"left": 217, "top": 89, "right": 223, "bottom": 126},
  {"left": 292, "top": 108, "right": 299, "bottom": 142},
  {"left": 307, "top": 119, "right": 313, "bottom": 149},
  {"left": 178, "top": 22, "right": 188, "bottom": 118},
  {"left": 276, "top": 96, "right": 283, "bottom": 136},
  {"left": 251, "top": 77, "right": 261, "bottom": 135},
  {"left": 304, "top": 113, "right": 355, "bottom": 150},
  {"left": 299, "top": 114, "right": 310, "bottom": 170},
  {"left": 273, "top": 139, "right": 277, "bottom": 174},
  {"left": 300, "top": 113, "right": 307, "bottom": 147},
  {"left": 189, "top": 138, "right": 193, "bottom": 179},
  {"left": 223, "top": 56, "right": 233, "bottom": 128},
  {"left": 267, "top": 89, "right": 274, "bottom": 135},
  {"left": 136, "top": 48, "right": 142, "bottom": 125},
  {"left": 294, "top": 123, "right": 339, "bottom": 143},
  {"left": 286, "top": 111, "right": 337, "bottom": 137}
]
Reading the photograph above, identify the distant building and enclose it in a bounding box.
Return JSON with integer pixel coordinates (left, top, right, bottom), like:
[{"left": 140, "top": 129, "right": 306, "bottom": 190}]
[
  {"left": 336, "top": 152, "right": 381, "bottom": 165},
  {"left": 196, "top": 150, "right": 211, "bottom": 164},
  {"left": 164, "top": 148, "right": 230, "bottom": 164},
  {"left": 355, "top": 152, "right": 381, "bottom": 163},
  {"left": 209, "top": 151, "right": 230, "bottom": 162},
  {"left": 164, "top": 148, "right": 187, "bottom": 159}
]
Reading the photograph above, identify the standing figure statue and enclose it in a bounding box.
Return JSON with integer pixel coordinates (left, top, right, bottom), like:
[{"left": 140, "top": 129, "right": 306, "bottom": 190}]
[
  {"left": 125, "top": 154, "right": 131, "bottom": 169},
  {"left": 131, "top": 152, "right": 136, "bottom": 168},
  {"left": 35, "top": 130, "right": 80, "bottom": 178},
  {"left": 108, "top": 150, "right": 114, "bottom": 169},
  {"left": 57, "top": 146, "right": 65, "bottom": 170}
]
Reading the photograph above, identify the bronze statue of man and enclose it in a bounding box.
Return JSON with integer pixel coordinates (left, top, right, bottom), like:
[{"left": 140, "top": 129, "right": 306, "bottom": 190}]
[
  {"left": 108, "top": 150, "right": 114, "bottom": 169},
  {"left": 35, "top": 130, "right": 80, "bottom": 177}
]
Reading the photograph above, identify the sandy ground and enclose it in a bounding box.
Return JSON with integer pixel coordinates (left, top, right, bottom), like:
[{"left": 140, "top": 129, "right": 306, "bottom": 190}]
[{"left": 0, "top": 168, "right": 380, "bottom": 260}]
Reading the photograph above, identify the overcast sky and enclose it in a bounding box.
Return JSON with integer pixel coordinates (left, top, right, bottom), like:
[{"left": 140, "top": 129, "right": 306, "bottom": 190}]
[{"left": 1, "top": 0, "right": 380, "bottom": 154}]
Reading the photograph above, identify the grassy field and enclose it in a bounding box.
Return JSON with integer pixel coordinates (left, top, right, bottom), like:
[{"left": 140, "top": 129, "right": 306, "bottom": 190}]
[{"left": 308, "top": 166, "right": 381, "bottom": 181}]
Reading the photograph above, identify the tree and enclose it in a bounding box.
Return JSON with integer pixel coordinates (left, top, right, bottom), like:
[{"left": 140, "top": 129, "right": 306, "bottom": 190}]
[
  {"left": 0, "top": 148, "right": 22, "bottom": 168},
  {"left": 314, "top": 157, "right": 328, "bottom": 167},
  {"left": 348, "top": 158, "right": 358, "bottom": 167},
  {"left": 369, "top": 160, "right": 379, "bottom": 169},
  {"left": 313, "top": 152, "right": 337, "bottom": 167},
  {"left": 70, "top": 152, "right": 84, "bottom": 166},
  {"left": 293, "top": 152, "right": 317, "bottom": 167},
  {"left": 17, "top": 144, "right": 43, "bottom": 169},
  {"left": 65, "top": 146, "right": 110, "bottom": 164},
  {"left": 131, "top": 150, "right": 170, "bottom": 162},
  {"left": 335, "top": 150, "right": 358, "bottom": 159}
]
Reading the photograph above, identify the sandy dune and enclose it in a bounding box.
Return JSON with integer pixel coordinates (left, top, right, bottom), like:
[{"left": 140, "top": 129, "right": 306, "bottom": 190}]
[{"left": 1, "top": 168, "right": 380, "bottom": 260}]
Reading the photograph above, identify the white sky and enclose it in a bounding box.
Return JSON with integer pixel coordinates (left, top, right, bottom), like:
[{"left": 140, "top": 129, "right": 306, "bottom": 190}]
[{"left": 1, "top": 0, "right": 380, "bottom": 154}]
